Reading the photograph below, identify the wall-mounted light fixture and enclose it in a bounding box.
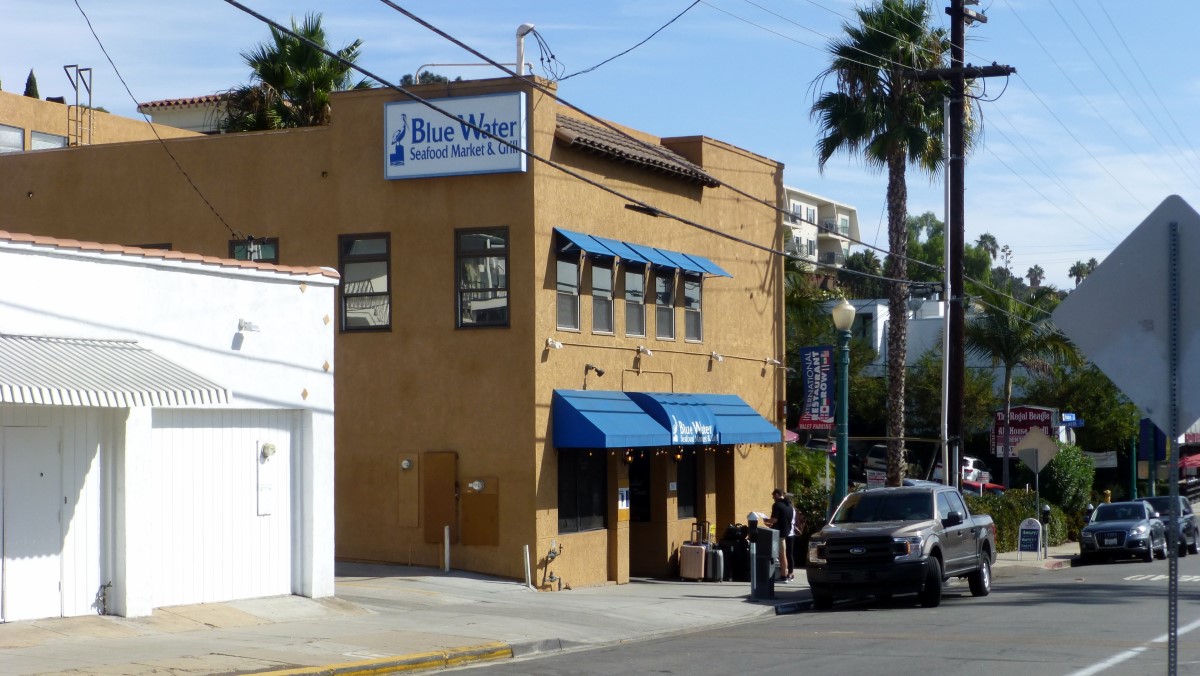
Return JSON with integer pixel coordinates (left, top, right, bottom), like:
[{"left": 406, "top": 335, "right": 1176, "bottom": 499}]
[
  {"left": 710, "top": 351, "right": 724, "bottom": 363},
  {"left": 623, "top": 451, "right": 634, "bottom": 465},
  {"left": 585, "top": 363, "right": 606, "bottom": 377},
  {"left": 672, "top": 449, "right": 684, "bottom": 462},
  {"left": 636, "top": 345, "right": 653, "bottom": 357},
  {"left": 546, "top": 338, "right": 563, "bottom": 349},
  {"left": 238, "top": 319, "right": 261, "bottom": 333},
  {"left": 764, "top": 357, "right": 782, "bottom": 366},
  {"left": 467, "top": 479, "right": 485, "bottom": 492},
  {"left": 260, "top": 442, "right": 276, "bottom": 460},
  {"left": 401, "top": 458, "right": 413, "bottom": 471}
]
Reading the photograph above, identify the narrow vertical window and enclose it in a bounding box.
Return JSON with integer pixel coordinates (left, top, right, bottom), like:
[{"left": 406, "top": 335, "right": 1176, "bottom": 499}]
[
  {"left": 339, "top": 234, "right": 390, "bottom": 331},
  {"left": 676, "top": 451, "right": 696, "bottom": 519},
  {"left": 591, "top": 259, "right": 614, "bottom": 334},
  {"left": 654, "top": 269, "right": 675, "bottom": 340},
  {"left": 624, "top": 265, "right": 645, "bottom": 337},
  {"left": 456, "top": 228, "right": 509, "bottom": 327},
  {"left": 683, "top": 273, "right": 702, "bottom": 342},
  {"left": 556, "top": 254, "right": 580, "bottom": 330}
]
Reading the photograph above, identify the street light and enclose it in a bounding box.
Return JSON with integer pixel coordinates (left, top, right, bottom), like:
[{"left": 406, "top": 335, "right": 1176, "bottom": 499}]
[{"left": 831, "top": 299, "right": 856, "bottom": 511}]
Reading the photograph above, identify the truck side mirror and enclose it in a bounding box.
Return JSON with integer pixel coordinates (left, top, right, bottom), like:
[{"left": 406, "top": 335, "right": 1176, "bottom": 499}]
[{"left": 944, "top": 511, "right": 963, "bottom": 526}]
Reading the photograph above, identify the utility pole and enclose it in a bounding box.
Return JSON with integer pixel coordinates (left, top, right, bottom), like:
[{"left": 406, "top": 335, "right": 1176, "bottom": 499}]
[{"left": 911, "top": 0, "right": 1013, "bottom": 485}]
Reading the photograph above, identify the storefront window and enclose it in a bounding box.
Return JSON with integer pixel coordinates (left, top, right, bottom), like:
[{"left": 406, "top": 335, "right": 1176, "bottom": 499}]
[
  {"left": 558, "top": 451, "right": 607, "bottom": 533},
  {"left": 676, "top": 451, "right": 696, "bottom": 519}
]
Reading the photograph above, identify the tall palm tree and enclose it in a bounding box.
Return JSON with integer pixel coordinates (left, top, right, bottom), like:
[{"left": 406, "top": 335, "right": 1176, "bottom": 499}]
[
  {"left": 811, "top": 0, "right": 953, "bottom": 486},
  {"left": 965, "top": 283, "right": 1080, "bottom": 488},
  {"left": 1068, "top": 260, "right": 1089, "bottom": 287},
  {"left": 976, "top": 232, "right": 998, "bottom": 261},
  {"left": 1026, "top": 265, "right": 1044, "bottom": 289},
  {"left": 222, "top": 13, "right": 372, "bottom": 132}
]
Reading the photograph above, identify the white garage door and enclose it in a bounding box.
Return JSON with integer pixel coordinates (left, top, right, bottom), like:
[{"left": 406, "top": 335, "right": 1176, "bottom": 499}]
[{"left": 2, "top": 427, "right": 62, "bottom": 622}]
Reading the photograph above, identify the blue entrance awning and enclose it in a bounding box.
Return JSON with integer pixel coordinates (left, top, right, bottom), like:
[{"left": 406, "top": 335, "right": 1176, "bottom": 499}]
[
  {"left": 552, "top": 390, "right": 672, "bottom": 448},
  {"left": 552, "top": 390, "right": 780, "bottom": 448}
]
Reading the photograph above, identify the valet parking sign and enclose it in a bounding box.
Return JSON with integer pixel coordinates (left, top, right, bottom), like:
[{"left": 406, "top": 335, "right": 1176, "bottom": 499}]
[{"left": 384, "top": 92, "right": 527, "bottom": 180}]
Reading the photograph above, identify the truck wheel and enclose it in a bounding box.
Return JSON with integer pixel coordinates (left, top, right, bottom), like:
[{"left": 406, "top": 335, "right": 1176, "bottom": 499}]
[
  {"left": 812, "top": 592, "right": 833, "bottom": 611},
  {"left": 968, "top": 558, "right": 991, "bottom": 597},
  {"left": 918, "top": 558, "right": 943, "bottom": 608}
]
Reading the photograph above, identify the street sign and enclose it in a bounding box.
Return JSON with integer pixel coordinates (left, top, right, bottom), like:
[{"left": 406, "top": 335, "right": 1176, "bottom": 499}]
[
  {"left": 1051, "top": 195, "right": 1200, "bottom": 436},
  {"left": 1064, "top": 420, "right": 1085, "bottom": 428},
  {"left": 1015, "top": 428, "right": 1059, "bottom": 473},
  {"left": 1061, "top": 412, "right": 1076, "bottom": 423}
]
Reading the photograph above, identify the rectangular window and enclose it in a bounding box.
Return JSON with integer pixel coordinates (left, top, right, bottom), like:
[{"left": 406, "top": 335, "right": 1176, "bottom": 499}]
[
  {"left": 339, "top": 234, "right": 390, "bottom": 331},
  {"left": 683, "top": 273, "right": 702, "bottom": 342},
  {"left": 30, "top": 131, "right": 67, "bottom": 150},
  {"left": 676, "top": 451, "right": 696, "bottom": 519},
  {"left": 558, "top": 451, "right": 608, "bottom": 534},
  {"left": 654, "top": 270, "right": 675, "bottom": 340},
  {"left": 556, "top": 254, "right": 580, "bottom": 330},
  {"left": 456, "top": 228, "right": 509, "bottom": 328},
  {"left": 0, "top": 124, "right": 23, "bottom": 153},
  {"left": 624, "top": 265, "right": 645, "bottom": 337},
  {"left": 591, "top": 259, "right": 613, "bottom": 334},
  {"left": 229, "top": 237, "right": 280, "bottom": 263},
  {"left": 838, "top": 214, "right": 851, "bottom": 237},
  {"left": 806, "top": 206, "right": 817, "bottom": 223}
]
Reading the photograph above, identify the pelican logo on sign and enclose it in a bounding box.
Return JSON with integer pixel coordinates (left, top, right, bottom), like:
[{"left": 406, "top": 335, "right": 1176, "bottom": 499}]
[{"left": 389, "top": 114, "right": 407, "bottom": 167}]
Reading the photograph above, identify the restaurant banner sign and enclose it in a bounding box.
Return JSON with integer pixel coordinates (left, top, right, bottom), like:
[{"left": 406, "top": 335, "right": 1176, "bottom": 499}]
[
  {"left": 384, "top": 92, "right": 527, "bottom": 180},
  {"left": 795, "top": 346, "right": 834, "bottom": 430}
]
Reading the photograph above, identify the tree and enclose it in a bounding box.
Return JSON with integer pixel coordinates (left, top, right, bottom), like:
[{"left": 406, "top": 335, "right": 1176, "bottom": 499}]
[
  {"left": 811, "top": 0, "right": 954, "bottom": 486},
  {"left": 1067, "top": 260, "right": 1089, "bottom": 287},
  {"left": 221, "top": 13, "right": 372, "bottom": 132},
  {"left": 1026, "top": 265, "right": 1044, "bottom": 289},
  {"left": 976, "top": 233, "right": 998, "bottom": 261},
  {"left": 1017, "top": 363, "right": 1140, "bottom": 454},
  {"left": 965, "top": 283, "right": 1080, "bottom": 488},
  {"left": 23, "top": 69, "right": 38, "bottom": 99},
  {"left": 904, "top": 345, "right": 996, "bottom": 457},
  {"left": 837, "top": 250, "right": 886, "bottom": 299},
  {"left": 400, "top": 71, "right": 462, "bottom": 86}
]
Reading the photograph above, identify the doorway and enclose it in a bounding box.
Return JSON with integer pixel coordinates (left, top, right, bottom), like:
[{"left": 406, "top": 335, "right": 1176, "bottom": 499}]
[{"left": 2, "top": 427, "right": 63, "bottom": 622}]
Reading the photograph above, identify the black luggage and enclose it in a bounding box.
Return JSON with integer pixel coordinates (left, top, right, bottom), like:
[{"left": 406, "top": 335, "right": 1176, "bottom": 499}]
[{"left": 705, "top": 547, "right": 724, "bottom": 582}]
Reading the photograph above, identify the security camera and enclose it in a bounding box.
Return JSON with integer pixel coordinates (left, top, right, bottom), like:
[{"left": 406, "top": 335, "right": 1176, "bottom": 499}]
[{"left": 586, "top": 363, "right": 605, "bottom": 377}]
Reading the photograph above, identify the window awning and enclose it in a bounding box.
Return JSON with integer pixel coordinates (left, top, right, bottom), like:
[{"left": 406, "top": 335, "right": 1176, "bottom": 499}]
[
  {"left": 555, "top": 228, "right": 732, "bottom": 278},
  {"left": 552, "top": 390, "right": 673, "bottom": 448},
  {"left": 553, "top": 389, "right": 780, "bottom": 448},
  {"left": 0, "top": 334, "right": 230, "bottom": 407}
]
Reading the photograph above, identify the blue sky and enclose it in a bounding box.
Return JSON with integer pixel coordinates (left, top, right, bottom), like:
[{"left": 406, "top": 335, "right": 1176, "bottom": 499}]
[{"left": 2, "top": 0, "right": 1197, "bottom": 288}]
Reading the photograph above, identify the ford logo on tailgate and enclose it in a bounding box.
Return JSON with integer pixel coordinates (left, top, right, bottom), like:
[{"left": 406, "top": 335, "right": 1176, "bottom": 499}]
[{"left": 849, "top": 546, "right": 867, "bottom": 555}]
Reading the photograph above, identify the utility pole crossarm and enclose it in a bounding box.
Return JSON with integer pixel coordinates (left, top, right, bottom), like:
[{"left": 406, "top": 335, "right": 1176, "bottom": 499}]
[{"left": 908, "top": 64, "right": 1016, "bottom": 82}]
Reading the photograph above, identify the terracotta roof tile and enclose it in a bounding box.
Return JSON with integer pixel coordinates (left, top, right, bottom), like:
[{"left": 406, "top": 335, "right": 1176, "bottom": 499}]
[
  {"left": 554, "top": 114, "right": 719, "bottom": 187},
  {"left": 0, "top": 230, "right": 339, "bottom": 280},
  {"left": 136, "top": 95, "right": 227, "bottom": 111}
]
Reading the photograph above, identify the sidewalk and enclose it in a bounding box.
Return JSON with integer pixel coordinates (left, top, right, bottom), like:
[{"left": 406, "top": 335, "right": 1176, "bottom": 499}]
[{"left": 0, "top": 543, "right": 1080, "bottom": 676}]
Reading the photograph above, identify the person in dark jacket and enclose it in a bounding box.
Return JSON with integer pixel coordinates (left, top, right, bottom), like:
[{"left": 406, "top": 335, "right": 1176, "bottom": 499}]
[{"left": 765, "top": 488, "right": 795, "bottom": 582}]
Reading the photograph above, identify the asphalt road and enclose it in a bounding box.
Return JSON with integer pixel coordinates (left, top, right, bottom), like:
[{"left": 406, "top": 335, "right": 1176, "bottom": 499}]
[{"left": 461, "top": 555, "right": 1200, "bottom": 676}]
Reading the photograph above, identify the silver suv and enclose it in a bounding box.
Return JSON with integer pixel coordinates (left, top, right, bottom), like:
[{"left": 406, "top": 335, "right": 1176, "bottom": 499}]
[{"left": 1143, "top": 496, "right": 1199, "bottom": 557}]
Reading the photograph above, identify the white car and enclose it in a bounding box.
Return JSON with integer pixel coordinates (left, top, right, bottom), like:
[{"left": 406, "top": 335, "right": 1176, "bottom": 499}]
[{"left": 933, "top": 456, "right": 988, "bottom": 483}]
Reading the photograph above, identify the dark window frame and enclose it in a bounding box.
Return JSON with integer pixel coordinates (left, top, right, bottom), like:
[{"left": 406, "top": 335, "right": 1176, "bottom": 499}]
[
  {"left": 624, "top": 264, "right": 646, "bottom": 338},
  {"left": 676, "top": 451, "right": 697, "bottom": 519},
  {"left": 682, "top": 273, "right": 703, "bottom": 343},
  {"left": 558, "top": 450, "right": 608, "bottom": 534},
  {"left": 654, "top": 269, "right": 676, "bottom": 340},
  {"left": 556, "top": 252, "right": 581, "bottom": 331},
  {"left": 338, "top": 233, "right": 392, "bottom": 333},
  {"left": 229, "top": 237, "right": 280, "bottom": 264},
  {"left": 455, "top": 227, "right": 510, "bottom": 329},
  {"left": 591, "top": 258, "right": 614, "bottom": 335}
]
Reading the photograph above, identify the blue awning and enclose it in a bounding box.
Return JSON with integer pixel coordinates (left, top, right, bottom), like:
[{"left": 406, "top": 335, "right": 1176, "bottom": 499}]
[
  {"left": 554, "top": 228, "right": 730, "bottom": 277},
  {"left": 552, "top": 390, "right": 780, "bottom": 448},
  {"left": 552, "top": 390, "right": 672, "bottom": 448}
]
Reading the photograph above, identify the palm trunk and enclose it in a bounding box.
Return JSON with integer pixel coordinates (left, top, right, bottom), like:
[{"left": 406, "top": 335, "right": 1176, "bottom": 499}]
[
  {"left": 885, "top": 153, "right": 908, "bottom": 487},
  {"left": 1001, "top": 367, "right": 1013, "bottom": 488}
]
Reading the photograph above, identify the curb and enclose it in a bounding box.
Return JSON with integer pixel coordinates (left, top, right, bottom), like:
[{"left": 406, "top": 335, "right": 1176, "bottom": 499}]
[{"left": 255, "top": 641, "right": 514, "bottom": 676}]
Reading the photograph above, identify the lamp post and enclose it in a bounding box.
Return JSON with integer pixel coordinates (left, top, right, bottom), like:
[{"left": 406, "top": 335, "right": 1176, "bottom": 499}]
[{"left": 831, "top": 299, "right": 856, "bottom": 510}]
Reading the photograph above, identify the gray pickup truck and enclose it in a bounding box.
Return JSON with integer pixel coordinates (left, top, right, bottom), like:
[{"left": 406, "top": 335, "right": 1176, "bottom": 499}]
[{"left": 805, "top": 485, "right": 996, "bottom": 609}]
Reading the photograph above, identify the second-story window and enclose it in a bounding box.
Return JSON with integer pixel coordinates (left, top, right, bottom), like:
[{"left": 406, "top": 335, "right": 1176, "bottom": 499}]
[
  {"left": 339, "top": 234, "right": 390, "bottom": 331},
  {"left": 592, "top": 259, "right": 614, "bottom": 334},
  {"left": 683, "top": 273, "right": 702, "bottom": 342},
  {"left": 654, "top": 269, "right": 675, "bottom": 340},
  {"left": 556, "top": 253, "right": 580, "bottom": 331},
  {"left": 456, "top": 228, "right": 509, "bottom": 328},
  {"left": 230, "top": 237, "right": 280, "bottom": 264},
  {"left": 624, "top": 265, "right": 646, "bottom": 337},
  {"left": 0, "top": 124, "right": 24, "bottom": 153}
]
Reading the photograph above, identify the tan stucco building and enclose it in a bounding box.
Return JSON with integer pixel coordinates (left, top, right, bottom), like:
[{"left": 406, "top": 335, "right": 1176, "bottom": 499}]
[{"left": 0, "top": 76, "right": 786, "bottom": 588}]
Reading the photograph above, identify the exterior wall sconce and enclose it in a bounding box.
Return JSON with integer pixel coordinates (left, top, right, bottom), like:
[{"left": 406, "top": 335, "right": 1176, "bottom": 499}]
[
  {"left": 546, "top": 338, "right": 563, "bottom": 349},
  {"left": 764, "top": 357, "right": 781, "bottom": 366},
  {"left": 623, "top": 451, "right": 634, "bottom": 465},
  {"left": 401, "top": 458, "right": 413, "bottom": 470},
  {"left": 467, "top": 479, "right": 485, "bottom": 492},
  {"left": 585, "top": 364, "right": 605, "bottom": 377},
  {"left": 238, "top": 319, "right": 261, "bottom": 333},
  {"left": 672, "top": 450, "right": 683, "bottom": 462},
  {"left": 636, "top": 345, "right": 653, "bottom": 357},
  {"left": 710, "top": 352, "right": 723, "bottom": 363}
]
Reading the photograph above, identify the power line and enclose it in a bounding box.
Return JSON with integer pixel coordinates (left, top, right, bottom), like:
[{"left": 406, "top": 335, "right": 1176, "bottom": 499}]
[
  {"left": 559, "top": 1, "right": 701, "bottom": 81},
  {"left": 71, "top": 0, "right": 242, "bottom": 241}
]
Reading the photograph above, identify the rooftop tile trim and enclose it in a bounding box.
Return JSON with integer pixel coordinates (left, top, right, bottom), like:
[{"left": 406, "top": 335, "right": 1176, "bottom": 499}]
[
  {"left": 0, "top": 230, "right": 339, "bottom": 280},
  {"left": 555, "top": 114, "right": 719, "bottom": 187},
  {"left": 137, "top": 94, "right": 227, "bottom": 110}
]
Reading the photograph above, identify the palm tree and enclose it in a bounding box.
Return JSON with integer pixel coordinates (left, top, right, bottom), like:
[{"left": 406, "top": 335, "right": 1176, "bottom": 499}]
[
  {"left": 976, "top": 233, "right": 998, "bottom": 261},
  {"left": 811, "top": 0, "right": 953, "bottom": 486},
  {"left": 965, "top": 283, "right": 1080, "bottom": 488},
  {"left": 1068, "top": 260, "right": 1089, "bottom": 287},
  {"left": 1026, "top": 265, "right": 1044, "bottom": 289},
  {"left": 221, "top": 13, "right": 372, "bottom": 132}
]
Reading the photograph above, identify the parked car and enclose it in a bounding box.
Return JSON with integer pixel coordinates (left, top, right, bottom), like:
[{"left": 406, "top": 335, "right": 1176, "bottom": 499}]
[
  {"left": 933, "top": 456, "right": 989, "bottom": 483},
  {"left": 1143, "top": 496, "right": 1199, "bottom": 557},
  {"left": 961, "top": 480, "right": 1005, "bottom": 497},
  {"left": 1079, "top": 501, "right": 1167, "bottom": 564}
]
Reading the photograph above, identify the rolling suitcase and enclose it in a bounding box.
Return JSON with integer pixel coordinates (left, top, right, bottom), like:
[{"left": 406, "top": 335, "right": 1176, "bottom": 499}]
[
  {"left": 704, "top": 546, "right": 724, "bottom": 582},
  {"left": 680, "top": 543, "right": 707, "bottom": 581}
]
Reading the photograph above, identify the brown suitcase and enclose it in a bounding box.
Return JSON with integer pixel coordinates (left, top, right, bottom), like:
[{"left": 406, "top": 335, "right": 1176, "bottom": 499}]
[{"left": 680, "top": 543, "right": 707, "bottom": 581}]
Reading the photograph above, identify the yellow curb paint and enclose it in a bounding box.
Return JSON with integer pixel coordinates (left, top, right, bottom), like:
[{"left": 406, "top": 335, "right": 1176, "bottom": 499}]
[{"left": 255, "top": 642, "right": 513, "bottom": 675}]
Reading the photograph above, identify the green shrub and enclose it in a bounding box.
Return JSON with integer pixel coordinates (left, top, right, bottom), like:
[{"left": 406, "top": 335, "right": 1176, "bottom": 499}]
[
  {"left": 966, "top": 489, "right": 1069, "bottom": 552},
  {"left": 786, "top": 444, "right": 833, "bottom": 490},
  {"left": 1042, "top": 444, "right": 1094, "bottom": 516}
]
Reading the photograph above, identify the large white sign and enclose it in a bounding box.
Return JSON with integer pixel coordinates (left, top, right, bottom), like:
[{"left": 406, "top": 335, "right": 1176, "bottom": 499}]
[{"left": 384, "top": 92, "right": 527, "bottom": 180}]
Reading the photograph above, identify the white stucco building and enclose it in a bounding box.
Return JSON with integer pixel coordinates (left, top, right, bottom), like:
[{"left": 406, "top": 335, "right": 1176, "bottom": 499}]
[
  {"left": 782, "top": 185, "right": 860, "bottom": 271},
  {"left": 0, "top": 231, "right": 337, "bottom": 619}
]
